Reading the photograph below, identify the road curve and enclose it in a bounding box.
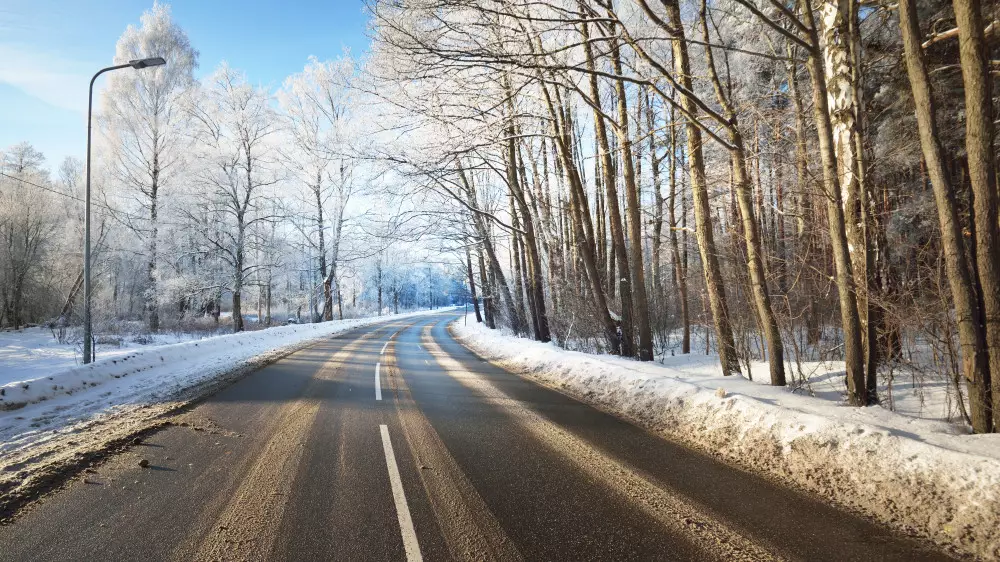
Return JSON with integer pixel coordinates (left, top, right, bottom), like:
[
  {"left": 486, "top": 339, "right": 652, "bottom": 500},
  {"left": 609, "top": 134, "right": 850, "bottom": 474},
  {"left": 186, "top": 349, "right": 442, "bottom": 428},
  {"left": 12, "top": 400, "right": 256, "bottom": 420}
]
[{"left": 0, "top": 312, "right": 954, "bottom": 561}]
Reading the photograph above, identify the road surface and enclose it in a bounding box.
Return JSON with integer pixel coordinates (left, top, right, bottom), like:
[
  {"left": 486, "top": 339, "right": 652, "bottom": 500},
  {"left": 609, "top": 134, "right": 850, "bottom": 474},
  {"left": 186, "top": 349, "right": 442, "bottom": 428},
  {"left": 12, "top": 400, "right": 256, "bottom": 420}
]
[{"left": 0, "top": 313, "right": 953, "bottom": 561}]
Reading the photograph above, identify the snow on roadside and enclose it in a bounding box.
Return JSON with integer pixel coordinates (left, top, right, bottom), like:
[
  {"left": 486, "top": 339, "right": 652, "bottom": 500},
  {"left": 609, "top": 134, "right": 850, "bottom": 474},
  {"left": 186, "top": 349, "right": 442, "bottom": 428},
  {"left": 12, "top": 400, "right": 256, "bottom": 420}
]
[
  {"left": 452, "top": 315, "right": 1000, "bottom": 559},
  {"left": 0, "top": 327, "right": 206, "bottom": 388}
]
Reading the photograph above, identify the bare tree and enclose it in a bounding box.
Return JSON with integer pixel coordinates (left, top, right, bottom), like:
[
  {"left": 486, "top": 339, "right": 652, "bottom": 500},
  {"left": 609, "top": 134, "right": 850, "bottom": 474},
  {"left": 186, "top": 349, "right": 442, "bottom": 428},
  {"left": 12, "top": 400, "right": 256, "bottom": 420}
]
[
  {"left": 279, "top": 56, "right": 359, "bottom": 322},
  {"left": 101, "top": 1, "right": 197, "bottom": 332},
  {"left": 188, "top": 65, "right": 282, "bottom": 333}
]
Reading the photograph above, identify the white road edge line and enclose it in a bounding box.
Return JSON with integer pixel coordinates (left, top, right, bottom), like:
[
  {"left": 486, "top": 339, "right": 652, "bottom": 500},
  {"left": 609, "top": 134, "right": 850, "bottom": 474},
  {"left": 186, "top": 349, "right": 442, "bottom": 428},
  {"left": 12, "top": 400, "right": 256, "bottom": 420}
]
[
  {"left": 382, "top": 329, "right": 400, "bottom": 356},
  {"left": 380, "top": 425, "right": 422, "bottom": 562},
  {"left": 375, "top": 362, "right": 382, "bottom": 401}
]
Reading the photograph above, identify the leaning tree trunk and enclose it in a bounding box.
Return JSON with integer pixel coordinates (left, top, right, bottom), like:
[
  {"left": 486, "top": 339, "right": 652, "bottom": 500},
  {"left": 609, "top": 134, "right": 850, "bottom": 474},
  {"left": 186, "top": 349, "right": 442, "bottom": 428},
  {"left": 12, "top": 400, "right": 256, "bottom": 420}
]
[
  {"left": 459, "top": 165, "right": 522, "bottom": 333},
  {"left": 699, "top": 0, "right": 785, "bottom": 385},
  {"left": 535, "top": 70, "right": 621, "bottom": 352},
  {"left": 478, "top": 248, "right": 495, "bottom": 329},
  {"left": 897, "top": 0, "right": 992, "bottom": 430},
  {"left": 509, "top": 192, "right": 529, "bottom": 335},
  {"left": 60, "top": 269, "right": 84, "bottom": 321},
  {"left": 952, "top": 0, "right": 1000, "bottom": 429},
  {"left": 516, "top": 141, "right": 553, "bottom": 342},
  {"left": 662, "top": 0, "right": 741, "bottom": 374},
  {"left": 732, "top": 144, "right": 787, "bottom": 386},
  {"left": 504, "top": 122, "right": 551, "bottom": 342},
  {"left": 581, "top": 19, "right": 634, "bottom": 357},
  {"left": 609, "top": 31, "right": 655, "bottom": 361},
  {"left": 466, "top": 248, "right": 483, "bottom": 323}
]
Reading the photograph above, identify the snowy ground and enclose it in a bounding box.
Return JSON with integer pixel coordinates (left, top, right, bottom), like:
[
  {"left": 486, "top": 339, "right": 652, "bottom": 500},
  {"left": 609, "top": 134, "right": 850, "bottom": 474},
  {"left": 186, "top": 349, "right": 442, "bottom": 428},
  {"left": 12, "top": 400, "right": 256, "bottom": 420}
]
[
  {"left": 0, "top": 327, "right": 207, "bottom": 388},
  {"left": 452, "top": 314, "right": 1000, "bottom": 559},
  {"left": 0, "top": 309, "right": 446, "bottom": 514},
  {"left": 650, "top": 353, "right": 967, "bottom": 427}
]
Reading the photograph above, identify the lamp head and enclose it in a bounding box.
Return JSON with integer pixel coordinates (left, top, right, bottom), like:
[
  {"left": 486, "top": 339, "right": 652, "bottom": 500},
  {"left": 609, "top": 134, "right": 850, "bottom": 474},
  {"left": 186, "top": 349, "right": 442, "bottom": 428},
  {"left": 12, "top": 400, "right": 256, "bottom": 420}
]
[{"left": 129, "top": 57, "right": 166, "bottom": 69}]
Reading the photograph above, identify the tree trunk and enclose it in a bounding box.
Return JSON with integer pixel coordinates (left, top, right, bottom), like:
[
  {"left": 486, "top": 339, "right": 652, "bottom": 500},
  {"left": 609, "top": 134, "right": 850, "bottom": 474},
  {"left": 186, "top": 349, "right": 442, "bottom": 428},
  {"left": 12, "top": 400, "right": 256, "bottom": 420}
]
[
  {"left": 732, "top": 143, "right": 787, "bottom": 386},
  {"left": 952, "top": 0, "right": 1000, "bottom": 429},
  {"left": 478, "top": 248, "right": 495, "bottom": 329},
  {"left": 609, "top": 31, "right": 655, "bottom": 361},
  {"left": 581, "top": 20, "right": 633, "bottom": 356},
  {"left": 649, "top": 87, "right": 665, "bottom": 306},
  {"left": 898, "top": 0, "right": 992, "bottom": 431},
  {"left": 509, "top": 192, "right": 529, "bottom": 334},
  {"left": 773, "top": 123, "right": 787, "bottom": 291},
  {"left": 60, "top": 269, "right": 84, "bottom": 321},
  {"left": 800, "top": 0, "right": 867, "bottom": 404},
  {"left": 265, "top": 278, "right": 272, "bottom": 326},
  {"left": 535, "top": 71, "right": 621, "bottom": 352},
  {"left": 667, "top": 106, "right": 691, "bottom": 354},
  {"left": 314, "top": 171, "right": 333, "bottom": 321},
  {"left": 466, "top": 248, "right": 483, "bottom": 323},
  {"left": 147, "top": 156, "right": 160, "bottom": 333},
  {"left": 663, "top": 0, "right": 741, "bottom": 374},
  {"left": 459, "top": 165, "right": 522, "bottom": 332},
  {"left": 788, "top": 52, "right": 811, "bottom": 241},
  {"left": 700, "top": 0, "right": 785, "bottom": 385},
  {"left": 233, "top": 222, "right": 245, "bottom": 333},
  {"left": 515, "top": 140, "right": 552, "bottom": 342},
  {"left": 337, "top": 285, "right": 344, "bottom": 320},
  {"left": 818, "top": 0, "right": 878, "bottom": 402}
]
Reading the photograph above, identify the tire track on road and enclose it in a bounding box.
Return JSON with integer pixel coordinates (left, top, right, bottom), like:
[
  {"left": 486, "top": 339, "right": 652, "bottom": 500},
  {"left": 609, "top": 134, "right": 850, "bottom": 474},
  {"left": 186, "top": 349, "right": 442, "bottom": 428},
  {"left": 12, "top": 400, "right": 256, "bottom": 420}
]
[
  {"left": 189, "top": 332, "right": 376, "bottom": 561},
  {"left": 420, "top": 326, "right": 783, "bottom": 562},
  {"left": 385, "top": 332, "right": 523, "bottom": 562}
]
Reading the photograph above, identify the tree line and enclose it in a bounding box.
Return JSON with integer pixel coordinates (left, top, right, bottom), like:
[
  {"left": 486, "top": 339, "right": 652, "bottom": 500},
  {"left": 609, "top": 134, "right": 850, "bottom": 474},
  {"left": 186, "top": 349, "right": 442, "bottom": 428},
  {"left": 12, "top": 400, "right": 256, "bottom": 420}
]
[
  {"left": 363, "top": 0, "right": 1000, "bottom": 432},
  {"left": 0, "top": 3, "right": 463, "bottom": 345}
]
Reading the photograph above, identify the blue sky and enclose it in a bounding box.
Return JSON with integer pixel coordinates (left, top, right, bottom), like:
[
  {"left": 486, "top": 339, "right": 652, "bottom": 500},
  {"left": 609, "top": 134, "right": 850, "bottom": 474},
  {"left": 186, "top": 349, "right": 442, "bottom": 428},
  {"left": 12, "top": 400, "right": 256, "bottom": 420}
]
[{"left": 0, "top": 0, "right": 372, "bottom": 171}]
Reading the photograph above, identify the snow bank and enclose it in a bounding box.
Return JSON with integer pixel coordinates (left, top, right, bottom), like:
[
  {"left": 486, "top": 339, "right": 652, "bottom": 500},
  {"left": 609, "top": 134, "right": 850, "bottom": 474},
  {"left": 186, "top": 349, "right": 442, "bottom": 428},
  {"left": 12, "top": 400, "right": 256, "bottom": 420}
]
[
  {"left": 452, "top": 316, "right": 1000, "bottom": 559},
  {"left": 0, "top": 327, "right": 206, "bottom": 388}
]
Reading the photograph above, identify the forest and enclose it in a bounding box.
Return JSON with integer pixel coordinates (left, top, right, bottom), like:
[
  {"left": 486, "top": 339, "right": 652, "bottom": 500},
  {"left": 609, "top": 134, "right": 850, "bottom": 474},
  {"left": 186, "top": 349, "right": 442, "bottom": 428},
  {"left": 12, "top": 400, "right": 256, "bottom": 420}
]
[
  {"left": 0, "top": 4, "right": 464, "bottom": 341},
  {"left": 2, "top": 0, "right": 1000, "bottom": 433}
]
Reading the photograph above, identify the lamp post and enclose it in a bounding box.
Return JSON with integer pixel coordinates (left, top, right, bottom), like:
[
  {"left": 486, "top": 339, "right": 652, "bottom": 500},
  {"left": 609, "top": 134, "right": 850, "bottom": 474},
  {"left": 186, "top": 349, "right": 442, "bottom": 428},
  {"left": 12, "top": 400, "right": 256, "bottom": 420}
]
[{"left": 84, "top": 57, "right": 166, "bottom": 364}]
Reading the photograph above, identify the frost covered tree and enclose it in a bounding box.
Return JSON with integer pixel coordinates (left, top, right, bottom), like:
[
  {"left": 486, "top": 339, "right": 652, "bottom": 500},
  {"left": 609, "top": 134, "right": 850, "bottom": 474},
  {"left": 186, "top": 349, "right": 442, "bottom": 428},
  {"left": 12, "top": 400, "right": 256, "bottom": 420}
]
[
  {"left": 278, "top": 56, "right": 359, "bottom": 321},
  {"left": 0, "top": 144, "right": 54, "bottom": 329},
  {"left": 359, "top": 0, "right": 1000, "bottom": 431},
  {"left": 100, "top": 1, "right": 198, "bottom": 332},
  {"left": 3, "top": 142, "right": 46, "bottom": 174},
  {"left": 188, "top": 65, "right": 282, "bottom": 333}
]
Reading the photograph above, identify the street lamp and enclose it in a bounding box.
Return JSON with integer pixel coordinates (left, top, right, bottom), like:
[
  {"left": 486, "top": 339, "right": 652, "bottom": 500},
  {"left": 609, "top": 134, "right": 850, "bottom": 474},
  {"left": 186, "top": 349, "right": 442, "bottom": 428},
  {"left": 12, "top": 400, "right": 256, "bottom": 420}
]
[{"left": 83, "top": 57, "right": 166, "bottom": 364}]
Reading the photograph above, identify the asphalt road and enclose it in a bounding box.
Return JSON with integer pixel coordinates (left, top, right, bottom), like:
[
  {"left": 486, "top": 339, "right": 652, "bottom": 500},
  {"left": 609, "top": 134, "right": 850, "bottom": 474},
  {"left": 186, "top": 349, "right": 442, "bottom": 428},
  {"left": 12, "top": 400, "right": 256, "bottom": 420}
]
[{"left": 0, "top": 312, "right": 954, "bottom": 561}]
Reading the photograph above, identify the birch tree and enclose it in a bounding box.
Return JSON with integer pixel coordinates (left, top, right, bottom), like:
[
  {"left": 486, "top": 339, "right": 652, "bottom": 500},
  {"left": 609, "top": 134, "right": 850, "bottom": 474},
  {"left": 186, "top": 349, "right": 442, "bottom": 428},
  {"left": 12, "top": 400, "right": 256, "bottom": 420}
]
[{"left": 101, "top": 1, "right": 197, "bottom": 332}]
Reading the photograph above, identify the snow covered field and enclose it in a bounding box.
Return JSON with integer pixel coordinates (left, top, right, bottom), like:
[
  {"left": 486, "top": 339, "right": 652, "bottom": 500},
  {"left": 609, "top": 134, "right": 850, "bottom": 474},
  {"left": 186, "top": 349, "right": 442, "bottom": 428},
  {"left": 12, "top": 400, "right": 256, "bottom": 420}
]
[
  {"left": 451, "top": 314, "right": 1000, "bottom": 559},
  {"left": 0, "top": 327, "right": 206, "bottom": 389}
]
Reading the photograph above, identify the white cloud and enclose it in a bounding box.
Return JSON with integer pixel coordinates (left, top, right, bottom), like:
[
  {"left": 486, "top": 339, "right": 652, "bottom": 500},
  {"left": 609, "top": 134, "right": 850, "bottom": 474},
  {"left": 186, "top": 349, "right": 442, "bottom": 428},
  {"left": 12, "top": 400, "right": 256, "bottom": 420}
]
[{"left": 0, "top": 43, "right": 97, "bottom": 114}]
